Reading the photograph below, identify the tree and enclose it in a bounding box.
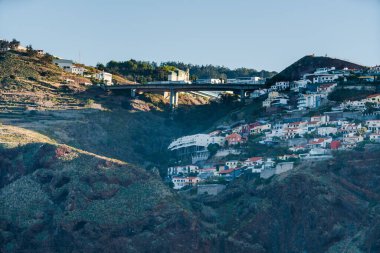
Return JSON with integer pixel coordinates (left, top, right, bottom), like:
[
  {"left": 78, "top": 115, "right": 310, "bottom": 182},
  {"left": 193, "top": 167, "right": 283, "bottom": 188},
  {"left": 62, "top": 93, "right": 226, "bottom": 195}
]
[
  {"left": 26, "top": 44, "right": 37, "bottom": 57},
  {"left": 41, "top": 53, "right": 54, "bottom": 63},
  {"left": 96, "top": 63, "right": 105, "bottom": 71},
  {"left": 207, "top": 143, "right": 220, "bottom": 157},
  {"left": 9, "top": 39, "right": 20, "bottom": 50},
  {"left": 0, "top": 40, "right": 10, "bottom": 50}
]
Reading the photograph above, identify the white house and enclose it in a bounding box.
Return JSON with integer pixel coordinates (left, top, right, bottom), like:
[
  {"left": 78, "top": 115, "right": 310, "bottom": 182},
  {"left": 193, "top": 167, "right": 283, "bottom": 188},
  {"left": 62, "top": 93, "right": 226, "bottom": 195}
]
[
  {"left": 364, "top": 94, "right": 380, "bottom": 104},
  {"left": 366, "top": 120, "right": 380, "bottom": 133},
  {"left": 317, "top": 127, "right": 338, "bottom": 136},
  {"left": 172, "top": 176, "right": 201, "bottom": 190},
  {"left": 250, "top": 123, "right": 272, "bottom": 135},
  {"left": 369, "top": 133, "right": 380, "bottom": 142},
  {"left": 311, "top": 115, "right": 330, "bottom": 124},
  {"left": 272, "top": 81, "right": 290, "bottom": 91},
  {"left": 298, "top": 93, "right": 323, "bottom": 110},
  {"left": 70, "top": 65, "right": 85, "bottom": 75},
  {"left": 317, "top": 83, "right": 337, "bottom": 94},
  {"left": 243, "top": 157, "right": 263, "bottom": 167},
  {"left": 168, "top": 134, "right": 225, "bottom": 152},
  {"left": 167, "top": 165, "right": 199, "bottom": 176},
  {"left": 225, "top": 160, "right": 239, "bottom": 169},
  {"left": 227, "top": 76, "right": 264, "bottom": 84},
  {"left": 313, "top": 74, "right": 339, "bottom": 84},
  {"left": 368, "top": 66, "right": 380, "bottom": 74},
  {"left": 263, "top": 92, "right": 288, "bottom": 108},
  {"left": 168, "top": 69, "right": 190, "bottom": 83},
  {"left": 250, "top": 89, "right": 268, "bottom": 98},
  {"left": 95, "top": 71, "right": 113, "bottom": 85},
  {"left": 314, "top": 67, "right": 336, "bottom": 74},
  {"left": 53, "top": 59, "right": 73, "bottom": 71},
  {"left": 291, "top": 79, "right": 310, "bottom": 92},
  {"left": 195, "top": 78, "right": 223, "bottom": 84}
]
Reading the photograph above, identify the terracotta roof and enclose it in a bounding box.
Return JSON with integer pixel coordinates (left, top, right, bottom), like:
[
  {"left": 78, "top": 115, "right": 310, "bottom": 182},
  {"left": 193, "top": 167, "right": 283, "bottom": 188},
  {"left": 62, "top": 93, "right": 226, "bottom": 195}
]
[
  {"left": 247, "top": 157, "right": 263, "bottom": 162},
  {"left": 367, "top": 94, "right": 380, "bottom": 98},
  {"left": 309, "top": 138, "right": 326, "bottom": 144},
  {"left": 219, "top": 168, "right": 239, "bottom": 174},
  {"left": 226, "top": 133, "right": 242, "bottom": 139}
]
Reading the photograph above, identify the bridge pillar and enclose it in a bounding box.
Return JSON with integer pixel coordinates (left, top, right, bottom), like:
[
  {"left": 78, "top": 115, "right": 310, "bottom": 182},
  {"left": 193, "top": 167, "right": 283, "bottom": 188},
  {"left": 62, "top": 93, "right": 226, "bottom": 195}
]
[
  {"left": 169, "top": 90, "right": 178, "bottom": 109},
  {"left": 131, "top": 89, "right": 136, "bottom": 97},
  {"left": 240, "top": 89, "right": 246, "bottom": 103}
]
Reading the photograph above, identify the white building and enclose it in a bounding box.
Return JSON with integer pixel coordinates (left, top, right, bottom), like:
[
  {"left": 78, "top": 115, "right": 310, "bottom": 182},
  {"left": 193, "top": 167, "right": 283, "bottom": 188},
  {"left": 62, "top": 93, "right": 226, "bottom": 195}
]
[
  {"left": 168, "top": 134, "right": 225, "bottom": 151},
  {"left": 172, "top": 176, "right": 201, "bottom": 190},
  {"left": 369, "top": 134, "right": 380, "bottom": 142},
  {"left": 95, "top": 71, "right": 113, "bottom": 85},
  {"left": 250, "top": 89, "right": 268, "bottom": 98},
  {"left": 263, "top": 92, "right": 288, "bottom": 108},
  {"left": 311, "top": 115, "right": 330, "bottom": 124},
  {"left": 317, "top": 83, "right": 337, "bottom": 94},
  {"left": 70, "top": 65, "right": 85, "bottom": 75},
  {"left": 313, "top": 74, "right": 339, "bottom": 84},
  {"left": 366, "top": 120, "right": 380, "bottom": 133},
  {"left": 314, "top": 67, "right": 336, "bottom": 74},
  {"left": 291, "top": 79, "right": 310, "bottom": 92},
  {"left": 168, "top": 69, "right": 190, "bottom": 83},
  {"left": 225, "top": 160, "right": 239, "bottom": 169},
  {"left": 272, "top": 81, "right": 290, "bottom": 91},
  {"left": 167, "top": 165, "right": 199, "bottom": 176},
  {"left": 195, "top": 78, "right": 223, "bottom": 84},
  {"left": 317, "top": 127, "right": 338, "bottom": 136},
  {"left": 368, "top": 66, "right": 380, "bottom": 74},
  {"left": 299, "top": 148, "right": 333, "bottom": 160},
  {"left": 168, "top": 134, "right": 225, "bottom": 163},
  {"left": 227, "top": 76, "right": 265, "bottom": 84},
  {"left": 15, "top": 45, "right": 27, "bottom": 52},
  {"left": 298, "top": 93, "right": 323, "bottom": 110},
  {"left": 53, "top": 59, "right": 73, "bottom": 71}
]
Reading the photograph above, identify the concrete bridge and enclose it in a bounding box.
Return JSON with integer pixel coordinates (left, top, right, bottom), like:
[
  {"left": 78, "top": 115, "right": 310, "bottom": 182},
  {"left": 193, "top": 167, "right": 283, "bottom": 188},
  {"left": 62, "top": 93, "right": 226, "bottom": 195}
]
[{"left": 103, "top": 83, "right": 263, "bottom": 108}]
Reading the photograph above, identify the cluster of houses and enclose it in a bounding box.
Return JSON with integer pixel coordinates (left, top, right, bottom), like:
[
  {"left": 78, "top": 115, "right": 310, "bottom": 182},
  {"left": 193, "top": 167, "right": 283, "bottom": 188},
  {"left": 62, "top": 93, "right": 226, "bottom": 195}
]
[
  {"left": 254, "top": 66, "right": 379, "bottom": 111},
  {"left": 167, "top": 64, "right": 380, "bottom": 192},
  {"left": 53, "top": 59, "right": 113, "bottom": 85},
  {"left": 168, "top": 114, "right": 380, "bottom": 191},
  {"left": 168, "top": 157, "right": 294, "bottom": 190}
]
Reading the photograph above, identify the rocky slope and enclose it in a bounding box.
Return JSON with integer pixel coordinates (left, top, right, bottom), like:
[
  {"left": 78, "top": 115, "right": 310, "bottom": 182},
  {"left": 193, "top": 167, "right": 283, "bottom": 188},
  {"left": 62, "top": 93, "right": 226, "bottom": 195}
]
[
  {"left": 0, "top": 125, "right": 205, "bottom": 252},
  {"left": 188, "top": 149, "right": 380, "bottom": 253}
]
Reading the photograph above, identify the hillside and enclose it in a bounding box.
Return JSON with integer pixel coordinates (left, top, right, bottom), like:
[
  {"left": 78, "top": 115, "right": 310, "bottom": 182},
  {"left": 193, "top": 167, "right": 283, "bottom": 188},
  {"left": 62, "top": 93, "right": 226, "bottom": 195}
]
[
  {"left": 0, "top": 125, "right": 205, "bottom": 252},
  {"left": 192, "top": 149, "right": 380, "bottom": 252},
  {"left": 1, "top": 125, "right": 380, "bottom": 252},
  {"left": 270, "top": 55, "right": 365, "bottom": 83},
  {"left": 1, "top": 49, "right": 380, "bottom": 253}
]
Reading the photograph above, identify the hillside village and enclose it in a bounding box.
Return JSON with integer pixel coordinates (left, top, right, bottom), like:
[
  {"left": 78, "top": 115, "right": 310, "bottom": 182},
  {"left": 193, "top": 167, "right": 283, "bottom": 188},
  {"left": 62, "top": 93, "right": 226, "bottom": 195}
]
[
  {"left": 166, "top": 65, "right": 380, "bottom": 191},
  {"left": 1, "top": 38, "right": 380, "bottom": 193}
]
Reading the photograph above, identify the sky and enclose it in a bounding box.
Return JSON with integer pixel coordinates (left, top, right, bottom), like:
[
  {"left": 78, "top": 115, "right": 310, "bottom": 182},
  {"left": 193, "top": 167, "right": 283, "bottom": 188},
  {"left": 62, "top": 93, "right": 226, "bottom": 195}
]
[{"left": 0, "top": 0, "right": 379, "bottom": 72}]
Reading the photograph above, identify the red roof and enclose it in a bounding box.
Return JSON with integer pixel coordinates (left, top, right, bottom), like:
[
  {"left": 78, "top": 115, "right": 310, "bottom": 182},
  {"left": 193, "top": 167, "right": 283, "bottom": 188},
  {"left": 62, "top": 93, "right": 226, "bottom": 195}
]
[
  {"left": 247, "top": 157, "right": 263, "bottom": 162},
  {"left": 226, "top": 133, "right": 242, "bottom": 139},
  {"left": 219, "top": 168, "right": 239, "bottom": 174},
  {"left": 367, "top": 94, "right": 380, "bottom": 98},
  {"left": 330, "top": 140, "right": 341, "bottom": 150},
  {"left": 309, "top": 138, "right": 326, "bottom": 145}
]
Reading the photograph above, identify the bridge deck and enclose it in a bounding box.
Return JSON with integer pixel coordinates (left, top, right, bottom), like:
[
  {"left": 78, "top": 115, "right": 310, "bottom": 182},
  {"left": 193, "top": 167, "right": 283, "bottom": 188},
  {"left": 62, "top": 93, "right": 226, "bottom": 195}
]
[{"left": 105, "top": 83, "right": 263, "bottom": 92}]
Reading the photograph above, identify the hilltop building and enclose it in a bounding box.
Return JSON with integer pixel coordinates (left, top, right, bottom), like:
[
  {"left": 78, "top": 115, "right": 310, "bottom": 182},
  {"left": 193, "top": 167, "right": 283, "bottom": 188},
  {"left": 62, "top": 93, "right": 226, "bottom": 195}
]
[
  {"left": 53, "top": 59, "right": 73, "bottom": 71},
  {"left": 95, "top": 71, "right": 113, "bottom": 85},
  {"left": 168, "top": 69, "right": 190, "bottom": 83}
]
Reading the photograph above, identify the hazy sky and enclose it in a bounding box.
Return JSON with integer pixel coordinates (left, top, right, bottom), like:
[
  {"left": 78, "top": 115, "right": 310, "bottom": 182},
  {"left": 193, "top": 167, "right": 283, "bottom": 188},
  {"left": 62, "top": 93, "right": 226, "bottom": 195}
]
[{"left": 0, "top": 0, "right": 379, "bottom": 71}]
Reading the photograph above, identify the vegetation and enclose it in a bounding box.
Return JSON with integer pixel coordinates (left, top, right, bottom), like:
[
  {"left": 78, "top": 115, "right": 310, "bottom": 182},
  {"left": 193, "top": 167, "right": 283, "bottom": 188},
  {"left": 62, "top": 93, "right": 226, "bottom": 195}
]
[
  {"left": 102, "top": 59, "right": 276, "bottom": 83},
  {"left": 328, "top": 88, "right": 373, "bottom": 102}
]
